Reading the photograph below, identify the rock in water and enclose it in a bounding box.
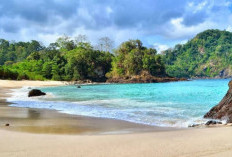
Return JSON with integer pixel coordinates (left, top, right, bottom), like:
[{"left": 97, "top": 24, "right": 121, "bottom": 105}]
[
  {"left": 28, "top": 89, "right": 46, "bottom": 97},
  {"left": 204, "top": 80, "right": 232, "bottom": 122},
  {"left": 188, "top": 124, "right": 200, "bottom": 127},
  {"left": 205, "top": 120, "right": 222, "bottom": 125}
]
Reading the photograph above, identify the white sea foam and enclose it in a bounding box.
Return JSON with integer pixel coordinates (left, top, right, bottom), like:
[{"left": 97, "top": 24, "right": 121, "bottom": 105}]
[
  {"left": 6, "top": 82, "right": 226, "bottom": 128},
  {"left": 7, "top": 86, "right": 55, "bottom": 102}
]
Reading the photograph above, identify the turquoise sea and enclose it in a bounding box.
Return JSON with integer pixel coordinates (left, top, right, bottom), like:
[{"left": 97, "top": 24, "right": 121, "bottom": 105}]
[{"left": 7, "top": 79, "right": 231, "bottom": 127}]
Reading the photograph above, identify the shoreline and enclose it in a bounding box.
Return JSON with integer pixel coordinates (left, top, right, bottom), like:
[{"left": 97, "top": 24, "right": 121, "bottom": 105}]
[
  {"left": 0, "top": 80, "right": 228, "bottom": 134},
  {"left": 0, "top": 80, "right": 171, "bottom": 135},
  {"left": 1, "top": 80, "right": 232, "bottom": 156}
]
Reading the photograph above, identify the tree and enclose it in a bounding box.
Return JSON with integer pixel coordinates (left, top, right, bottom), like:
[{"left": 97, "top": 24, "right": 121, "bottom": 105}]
[
  {"left": 75, "top": 34, "right": 88, "bottom": 44},
  {"left": 56, "top": 35, "right": 75, "bottom": 50},
  {"left": 74, "top": 34, "right": 92, "bottom": 49},
  {"left": 108, "top": 39, "right": 166, "bottom": 78},
  {"left": 27, "top": 52, "right": 41, "bottom": 60},
  {"left": 97, "top": 37, "right": 114, "bottom": 52},
  {"left": 163, "top": 29, "right": 232, "bottom": 78},
  {"left": 42, "top": 62, "right": 52, "bottom": 79}
]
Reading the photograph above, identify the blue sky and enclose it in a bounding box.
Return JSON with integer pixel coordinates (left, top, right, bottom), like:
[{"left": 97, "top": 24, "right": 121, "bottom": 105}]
[{"left": 0, "top": 0, "right": 232, "bottom": 52}]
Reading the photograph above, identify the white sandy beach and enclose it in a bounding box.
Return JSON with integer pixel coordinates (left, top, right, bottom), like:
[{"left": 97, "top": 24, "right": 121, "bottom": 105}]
[
  {"left": 1, "top": 80, "right": 232, "bottom": 157},
  {"left": 0, "top": 80, "right": 65, "bottom": 88},
  {"left": 1, "top": 127, "right": 232, "bottom": 157}
]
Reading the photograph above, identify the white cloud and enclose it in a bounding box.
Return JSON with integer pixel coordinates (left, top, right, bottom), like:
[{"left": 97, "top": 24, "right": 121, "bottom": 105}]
[
  {"left": 163, "top": 17, "right": 215, "bottom": 39},
  {"left": 195, "top": 1, "right": 208, "bottom": 13},
  {"left": 226, "top": 26, "right": 232, "bottom": 32},
  {"left": 187, "top": 1, "right": 209, "bottom": 14},
  {"left": 180, "top": 40, "right": 188, "bottom": 45},
  {"left": 153, "top": 43, "right": 170, "bottom": 53},
  {"left": 38, "top": 33, "right": 61, "bottom": 45},
  {"left": 0, "top": 0, "right": 232, "bottom": 48},
  {"left": 188, "top": 1, "right": 208, "bottom": 13},
  {"left": 106, "top": 6, "right": 113, "bottom": 14},
  {"left": 71, "top": 26, "right": 142, "bottom": 48}
]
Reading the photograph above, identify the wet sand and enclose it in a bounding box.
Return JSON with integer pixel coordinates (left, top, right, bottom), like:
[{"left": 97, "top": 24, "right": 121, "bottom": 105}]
[
  {"left": 0, "top": 80, "right": 163, "bottom": 134},
  {"left": 1, "top": 80, "right": 232, "bottom": 157}
]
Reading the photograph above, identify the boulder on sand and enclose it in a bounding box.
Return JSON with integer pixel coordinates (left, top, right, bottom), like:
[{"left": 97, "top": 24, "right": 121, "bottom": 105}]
[
  {"left": 204, "top": 80, "right": 232, "bottom": 122},
  {"left": 205, "top": 120, "right": 222, "bottom": 125},
  {"left": 28, "top": 89, "right": 46, "bottom": 97}
]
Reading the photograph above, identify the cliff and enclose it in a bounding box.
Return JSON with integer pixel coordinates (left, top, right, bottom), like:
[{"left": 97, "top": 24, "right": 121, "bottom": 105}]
[{"left": 204, "top": 80, "right": 232, "bottom": 122}]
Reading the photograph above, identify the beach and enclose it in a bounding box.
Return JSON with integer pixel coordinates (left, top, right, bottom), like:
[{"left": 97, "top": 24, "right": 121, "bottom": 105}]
[
  {"left": 0, "top": 80, "right": 159, "bottom": 134},
  {"left": 1, "top": 80, "right": 232, "bottom": 157}
]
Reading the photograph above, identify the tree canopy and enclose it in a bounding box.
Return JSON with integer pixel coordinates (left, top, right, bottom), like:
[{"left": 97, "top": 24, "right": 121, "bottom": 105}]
[
  {"left": 0, "top": 37, "right": 167, "bottom": 81},
  {"left": 107, "top": 40, "right": 165, "bottom": 78},
  {"left": 3, "top": 30, "right": 232, "bottom": 81},
  {"left": 163, "top": 29, "right": 232, "bottom": 78},
  {"left": 0, "top": 36, "right": 113, "bottom": 81}
]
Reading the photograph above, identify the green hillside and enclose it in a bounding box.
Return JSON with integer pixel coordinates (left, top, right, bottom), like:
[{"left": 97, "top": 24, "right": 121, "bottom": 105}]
[
  {"left": 0, "top": 37, "right": 166, "bottom": 82},
  {"left": 163, "top": 29, "right": 232, "bottom": 78},
  {"left": 0, "top": 37, "right": 113, "bottom": 81}
]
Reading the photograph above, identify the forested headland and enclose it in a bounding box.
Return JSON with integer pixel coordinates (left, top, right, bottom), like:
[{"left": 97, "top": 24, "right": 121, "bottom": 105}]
[
  {"left": 106, "top": 40, "right": 183, "bottom": 83},
  {"left": 163, "top": 29, "right": 232, "bottom": 78}
]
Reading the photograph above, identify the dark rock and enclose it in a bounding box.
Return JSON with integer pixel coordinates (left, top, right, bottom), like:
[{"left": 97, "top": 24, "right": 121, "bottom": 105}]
[
  {"left": 28, "top": 89, "right": 46, "bottom": 97},
  {"left": 204, "top": 80, "right": 232, "bottom": 122},
  {"left": 107, "top": 71, "right": 186, "bottom": 84},
  {"left": 188, "top": 124, "right": 200, "bottom": 127},
  {"left": 5, "top": 123, "right": 10, "bottom": 126},
  {"left": 205, "top": 120, "right": 222, "bottom": 126},
  {"left": 77, "top": 86, "right": 81, "bottom": 88},
  {"left": 219, "top": 69, "right": 225, "bottom": 78}
]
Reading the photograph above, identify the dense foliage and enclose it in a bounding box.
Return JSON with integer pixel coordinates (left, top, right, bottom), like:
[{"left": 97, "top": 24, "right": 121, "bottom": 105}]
[
  {"left": 0, "top": 36, "right": 113, "bottom": 81},
  {"left": 163, "top": 29, "right": 232, "bottom": 78},
  {"left": 2, "top": 29, "right": 231, "bottom": 81},
  {"left": 0, "top": 39, "right": 44, "bottom": 65},
  {"left": 107, "top": 40, "right": 165, "bottom": 78},
  {"left": 0, "top": 37, "right": 166, "bottom": 81}
]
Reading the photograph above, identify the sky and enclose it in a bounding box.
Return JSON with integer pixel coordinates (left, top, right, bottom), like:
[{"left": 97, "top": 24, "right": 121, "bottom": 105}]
[{"left": 0, "top": 0, "right": 232, "bottom": 52}]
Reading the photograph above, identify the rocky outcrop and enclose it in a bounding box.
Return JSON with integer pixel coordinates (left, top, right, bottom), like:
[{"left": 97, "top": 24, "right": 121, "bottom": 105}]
[
  {"left": 218, "top": 68, "right": 232, "bottom": 78},
  {"left": 205, "top": 120, "right": 222, "bottom": 125},
  {"left": 107, "top": 77, "right": 186, "bottom": 83},
  {"left": 204, "top": 80, "right": 232, "bottom": 122},
  {"left": 28, "top": 89, "right": 46, "bottom": 97},
  {"left": 107, "top": 72, "right": 186, "bottom": 83},
  {"left": 188, "top": 120, "right": 223, "bottom": 128}
]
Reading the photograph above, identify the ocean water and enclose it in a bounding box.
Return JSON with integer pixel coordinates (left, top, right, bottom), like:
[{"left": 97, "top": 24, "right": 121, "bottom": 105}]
[{"left": 7, "top": 79, "right": 231, "bottom": 127}]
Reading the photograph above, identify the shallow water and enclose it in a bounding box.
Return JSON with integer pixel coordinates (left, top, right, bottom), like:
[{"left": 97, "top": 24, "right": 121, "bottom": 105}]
[{"left": 7, "top": 79, "right": 230, "bottom": 127}]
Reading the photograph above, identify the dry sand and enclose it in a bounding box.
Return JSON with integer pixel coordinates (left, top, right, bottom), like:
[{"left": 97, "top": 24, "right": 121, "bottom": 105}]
[
  {"left": 1, "top": 80, "right": 232, "bottom": 157},
  {"left": 0, "top": 80, "right": 65, "bottom": 88},
  {"left": 1, "top": 127, "right": 232, "bottom": 157}
]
